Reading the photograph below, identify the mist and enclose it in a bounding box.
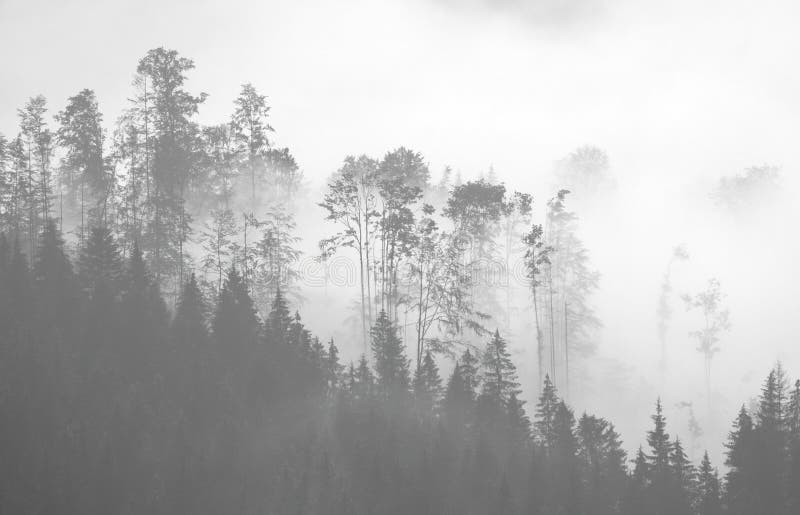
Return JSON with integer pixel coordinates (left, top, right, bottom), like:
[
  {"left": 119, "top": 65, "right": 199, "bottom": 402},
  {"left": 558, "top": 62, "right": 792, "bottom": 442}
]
[{"left": 1, "top": 0, "right": 799, "bottom": 513}]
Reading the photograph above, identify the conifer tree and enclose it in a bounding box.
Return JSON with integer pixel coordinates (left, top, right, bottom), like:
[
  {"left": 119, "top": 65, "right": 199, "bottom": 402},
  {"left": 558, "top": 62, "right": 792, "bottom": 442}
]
[
  {"left": 213, "top": 266, "right": 259, "bottom": 348},
  {"left": 370, "top": 310, "right": 410, "bottom": 396},
  {"left": 442, "top": 362, "right": 473, "bottom": 432},
  {"left": 413, "top": 350, "right": 442, "bottom": 415},
  {"left": 623, "top": 447, "right": 649, "bottom": 515},
  {"left": 697, "top": 451, "right": 722, "bottom": 515},
  {"left": 724, "top": 406, "right": 758, "bottom": 515},
  {"left": 172, "top": 273, "right": 208, "bottom": 349},
  {"left": 265, "top": 286, "right": 292, "bottom": 345},
  {"left": 480, "top": 330, "right": 521, "bottom": 405},
  {"left": 535, "top": 375, "right": 560, "bottom": 448},
  {"left": 669, "top": 438, "right": 696, "bottom": 515}
]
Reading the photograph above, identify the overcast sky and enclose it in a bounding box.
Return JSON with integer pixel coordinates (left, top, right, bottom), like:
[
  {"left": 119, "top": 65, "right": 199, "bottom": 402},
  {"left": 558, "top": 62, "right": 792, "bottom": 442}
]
[{"left": 1, "top": 0, "right": 799, "bottom": 188}]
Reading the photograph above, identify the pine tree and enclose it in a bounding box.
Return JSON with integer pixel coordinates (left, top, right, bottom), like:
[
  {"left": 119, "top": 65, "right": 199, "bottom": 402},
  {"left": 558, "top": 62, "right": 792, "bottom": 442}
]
[
  {"left": 213, "top": 266, "right": 260, "bottom": 347},
  {"left": 370, "top": 310, "right": 410, "bottom": 396},
  {"left": 77, "top": 225, "right": 122, "bottom": 295},
  {"left": 623, "top": 447, "right": 649, "bottom": 515},
  {"left": 646, "top": 398, "right": 672, "bottom": 515},
  {"left": 480, "top": 330, "right": 521, "bottom": 404},
  {"left": 507, "top": 392, "right": 531, "bottom": 448},
  {"left": 551, "top": 401, "right": 580, "bottom": 514},
  {"left": 697, "top": 451, "right": 722, "bottom": 515},
  {"left": 577, "top": 413, "right": 627, "bottom": 515},
  {"left": 535, "top": 375, "right": 560, "bottom": 448},
  {"left": 34, "top": 220, "right": 79, "bottom": 335},
  {"left": 669, "top": 438, "right": 695, "bottom": 515},
  {"left": 413, "top": 350, "right": 442, "bottom": 416},
  {"left": 724, "top": 406, "right": 758, "bottom": 515},
  {"left": 459, "top": 348, "right": 480, "bottom": 398},
  {"left": 325, "top": 339, "right": 343, "bottom": 393},
  {"left": 119, "top": 241, "right": 168, "bottom": 381},
  {"left": 265, "top": 286, "right": 292, "bottom": 345},
  {"left": 788, "top": 380, "right": 800, "bottom": 513},
  {"left": 442, "top": 362, "right": 473, "bottom": 432},
  {"left": 753, "top": 367, "right": 787, "bottom": 514},
  {"left": 172, "top": 273, "right": 208, "bottom": 349}
]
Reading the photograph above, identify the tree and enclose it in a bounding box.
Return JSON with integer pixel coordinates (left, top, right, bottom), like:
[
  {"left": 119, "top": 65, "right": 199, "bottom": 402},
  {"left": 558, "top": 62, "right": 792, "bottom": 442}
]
[
  {"left": 251, "top": 207, "right": 301, "bottom": 314},
  {"left": 319, "top": 155, "right": 380, "bottom": 351},
  {"left": 77, "top": 226, "right": 122, "bottom": 294},
  {"left": 18, "top": 95, "right": 54, "bottom": 255},
  {"left": 541, "top": 189, "right": 600, "bottom": 397},
  {"left": 265, "top": 286, "right": 292, "bottom": 345},
  {"left": 442, "top": 362, "right": 473, "bottom": 433},
  {"left": 443, "top": 179, "right": 506, "bottom": 324},
  {"left": 200, "top": 123, "right": 239, "bottom": 207},
  {"left": 480, "top": 330, "right": 521, "bottom": 405},
  {"left": 577, "top": 413, "right": 627, "bottom": 515},
  {"left": 370, "top": 310, "right": 410, "bottom": 396},
  {"left": 135, "top": 47, "right": 205, "bottom": 286},
  {"left": 172, "top": 273, "right": 208, "bottom": 348},
  {"left": 200, "top": 208, "right": 238, "bottom": 294},
  {"left": 213, "top": 267, "right": 260, "bottom": 348},
  {"left": 523, "top": 222, "right": 552, "bottom": 393},
  {"left": 408, "top": 205, "right": 481, "bottom": 367},
  {"left": 554, "top": 145, "right": 611, "bottom": 197},
  {"left": 500, "top": 191, "right": 531, "bottom": 331},
  {"left": 413, "top": 350, "right": 442, "bottom": 416},
  {"left": 55, "top": 89, "right": 108, "bottom": 242},
  {"left": 669, "top": 438, "right": 695, "bottom": 515},
  {"left": 535, "top": 375, "right": 559, "bottom": 448},
  {"left": 697, "top": 451, "right": 722, "bottom": 515},
  {"left": 724, "top": 406, "right": 758, "bottom": 515},
  {"left": 656, "top": 244, "right": 689, "bottom": 377},
  {"left": 682, "top": 278, "right": 731, "bottom": 417},
  {"left": 231, "top": 83, "right": 273, "bottom": 207}
]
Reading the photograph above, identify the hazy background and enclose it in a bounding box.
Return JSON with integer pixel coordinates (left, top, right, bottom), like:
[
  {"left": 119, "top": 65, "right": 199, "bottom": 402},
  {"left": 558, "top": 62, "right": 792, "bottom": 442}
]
[{"left": 2, "top": 0, "right": 798, "bottom": 461}]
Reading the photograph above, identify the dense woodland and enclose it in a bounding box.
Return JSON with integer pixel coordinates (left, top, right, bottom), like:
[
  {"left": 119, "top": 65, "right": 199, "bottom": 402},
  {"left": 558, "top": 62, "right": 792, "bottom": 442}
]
[{"left": 0, "top": 48, "right": 798, "bottom": 514}]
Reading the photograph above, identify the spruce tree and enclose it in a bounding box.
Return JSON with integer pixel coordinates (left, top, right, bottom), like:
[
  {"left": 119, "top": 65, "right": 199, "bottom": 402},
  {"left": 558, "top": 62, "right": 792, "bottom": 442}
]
[
  {"left": 213, "top": 266, "right": 260, "bottom": 347},
  {"left": 413, "top": 350, "right": 442, "bottom": 415},
  {"left": 724, "top": 406, "right": 758, "bottom": 515},
  {"left": 480, "top": 330, "right": 521, "bottom": 404},
  {"left": 697, "top": 451, "right": 722, "bottom": 515},
  {"left": 370, "top": 310, "right": 410, "bottom": 396},
  {"left": 535, "top": 374, "right": 559, "bottom": 448},
  {"left": 265, "top": 286, "right": 292, "bottom": 345}
]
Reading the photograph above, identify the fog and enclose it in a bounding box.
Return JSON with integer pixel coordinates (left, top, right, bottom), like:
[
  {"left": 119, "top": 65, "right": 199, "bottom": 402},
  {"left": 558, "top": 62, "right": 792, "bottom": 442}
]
[{"left": 1, "top": 0, "right": 799, "bottom": 504}]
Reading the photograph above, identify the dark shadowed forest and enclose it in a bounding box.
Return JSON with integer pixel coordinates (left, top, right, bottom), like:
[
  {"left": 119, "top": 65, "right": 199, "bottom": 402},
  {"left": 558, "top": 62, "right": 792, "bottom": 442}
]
[{"left": 0, "top": 45, "right": 798, "bottom": 514}]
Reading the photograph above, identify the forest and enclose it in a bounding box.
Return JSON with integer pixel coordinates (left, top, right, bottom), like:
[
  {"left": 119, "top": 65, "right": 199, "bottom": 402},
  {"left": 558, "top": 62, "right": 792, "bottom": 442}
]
[{"left": 0, "top": 47, "right": 798, "bottom": 514}]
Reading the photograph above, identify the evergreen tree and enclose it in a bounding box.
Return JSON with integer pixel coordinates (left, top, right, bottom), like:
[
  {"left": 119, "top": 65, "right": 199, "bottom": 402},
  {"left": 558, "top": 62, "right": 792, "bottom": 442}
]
[
  {"left": 213, "top": 266, "right": 259, "bottom": 347},
  {"left": 370, "top": 310, "right": 410, "bottom": 396},
  {"left": 697, "top": 451, "right": 722, "bottom": 515},
  {"left": 480, "top": 330, "right": 521, "bottom": 404},
  {"left": 172, "top": 273, "right": 208, "bottom": 349},
  {"left": 413, "top": 350, "right": 442, "bottom": 416},
  {"left": 265, "top": 286, "right": 292, "bottom": 345},
  {"left": 669, "top": 438, "right": 696, "bottom": 515},
  {"left": 724, "top": 406, "right": 758, "bottom": 515},
  {"left": 77, "top": 225, "right": 122, "bottom": 295},
  {"left": 623, "top": 447, "right": 649, "bottom": 515},
  {"left": 535, "top": 374, "right": 560, "bottom": 448},
  {"left": 442, "top": 362, "right": 473, "bottom": 433}
]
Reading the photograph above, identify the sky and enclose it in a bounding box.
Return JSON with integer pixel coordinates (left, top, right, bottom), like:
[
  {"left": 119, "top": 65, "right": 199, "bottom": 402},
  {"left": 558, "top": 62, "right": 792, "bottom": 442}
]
[{"left": 2, "top": 0, "right": 799, "bottom": 458}]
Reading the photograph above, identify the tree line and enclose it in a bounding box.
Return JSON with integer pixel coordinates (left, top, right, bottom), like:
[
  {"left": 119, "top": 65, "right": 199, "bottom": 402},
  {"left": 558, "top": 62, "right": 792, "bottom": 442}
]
[{"left": 0, "top": 224, "right": 798, "bottom": 514}]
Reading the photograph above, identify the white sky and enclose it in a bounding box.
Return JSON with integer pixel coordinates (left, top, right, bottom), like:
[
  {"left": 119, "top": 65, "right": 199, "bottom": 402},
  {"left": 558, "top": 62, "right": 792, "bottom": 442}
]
[{"left": 2, "top": 0, "right": 798, "bottom": 186}]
